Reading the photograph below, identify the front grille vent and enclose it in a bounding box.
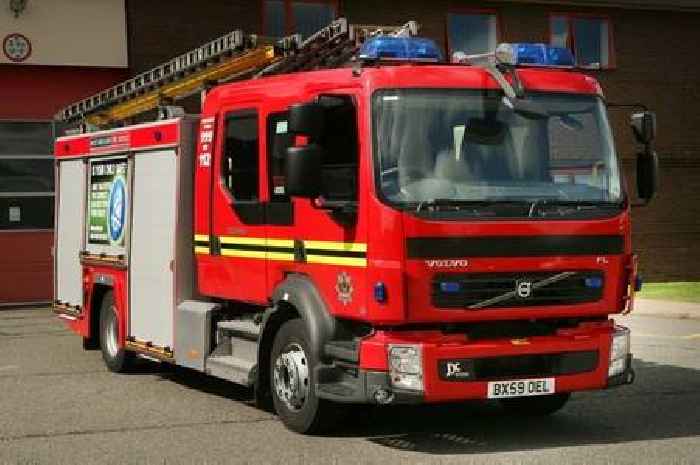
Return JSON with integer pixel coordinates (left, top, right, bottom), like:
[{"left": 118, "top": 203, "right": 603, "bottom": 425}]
[{"left": 433, "top": 271, "right": 604, "bottom": 309}]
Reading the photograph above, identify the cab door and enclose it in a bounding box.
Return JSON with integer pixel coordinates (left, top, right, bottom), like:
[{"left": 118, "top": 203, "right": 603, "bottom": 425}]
[
  {"left": 210, "top": 106, "right": 268, "bottom": 303},
  {"left": 265, "top": 94, "right": 369, "bottom": 319}
]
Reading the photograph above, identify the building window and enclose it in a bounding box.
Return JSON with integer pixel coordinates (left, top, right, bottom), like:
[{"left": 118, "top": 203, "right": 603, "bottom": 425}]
[
  {"left": 0, "top": 121, "right": 54, "bottom": 230},
  {"left": 223, "top": 110, "right": 259, "bottom": 202},
  {"left": 550, "top": 15, "right": 613, "bottom": 69},
  {"left": 264, "top": 0, "right": 337, "bottom": 39},
  {"left": 447, "top": 11, "right": 499, "bottom": 57}
]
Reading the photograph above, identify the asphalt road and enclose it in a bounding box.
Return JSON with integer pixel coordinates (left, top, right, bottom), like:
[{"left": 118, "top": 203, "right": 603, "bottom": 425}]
[{"left": 0, "top": 307, "right": 698, "bottom": 465}]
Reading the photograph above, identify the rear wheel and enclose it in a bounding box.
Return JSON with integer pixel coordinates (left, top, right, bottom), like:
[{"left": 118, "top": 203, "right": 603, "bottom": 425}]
[
  {"left": 500, "top": 393, "right": 571, "bottom": 416},
  {"left": 99, "top": 291, "right": 133, "bottom": 373},
  {"left": 270, "top": 319, "right": 337, "bottom": 434}
]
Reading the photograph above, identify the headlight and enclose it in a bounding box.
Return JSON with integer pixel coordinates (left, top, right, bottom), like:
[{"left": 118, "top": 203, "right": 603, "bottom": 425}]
[
  {"left": 609, "top": 327, "right": 630, "bottom": 377},
  {"left": 389, "top": 345, "right": 423, "bottom": 391}
]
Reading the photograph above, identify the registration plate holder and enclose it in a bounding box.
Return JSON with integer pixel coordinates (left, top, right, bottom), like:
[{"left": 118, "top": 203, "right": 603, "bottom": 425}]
[{"left": 487, "top": 377, "right": 555, "bottom": 399}]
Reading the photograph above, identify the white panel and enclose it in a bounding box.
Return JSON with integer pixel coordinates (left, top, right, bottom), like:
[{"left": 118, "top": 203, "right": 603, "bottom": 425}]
[
  {"left": 130, "top": 150, "right": 177, "bottom": 348},
  {"left": 56, "top": 160, "right": 85, "bottom": 306},
  {"left": 0, "top": 0, "right": 127, "bottom": 67}
]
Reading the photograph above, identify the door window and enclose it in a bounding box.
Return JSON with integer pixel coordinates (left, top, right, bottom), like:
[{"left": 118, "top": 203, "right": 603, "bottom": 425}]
[
  {"left": 222, "top": 110, "right": 259, "bottom": 202},
  {"left": 317, "top": 95, "right": 358, "bottom": 202}
]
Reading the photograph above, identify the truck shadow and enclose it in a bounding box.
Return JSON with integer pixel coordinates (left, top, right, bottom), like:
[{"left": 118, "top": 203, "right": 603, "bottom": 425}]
[
  {"left": 331, "top": 359, "right": 700, "bottom": 454},
  {"left": 155, "top": 358, "right": 700, "bottom": 454}
]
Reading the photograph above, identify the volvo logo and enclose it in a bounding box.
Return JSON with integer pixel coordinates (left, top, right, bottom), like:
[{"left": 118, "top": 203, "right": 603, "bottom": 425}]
[{"left": 516, "top": 280, "right": 533, "bottom": 299}]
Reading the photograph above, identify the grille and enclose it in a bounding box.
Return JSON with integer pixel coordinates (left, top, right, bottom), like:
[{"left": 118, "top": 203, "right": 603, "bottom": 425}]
[
  {"left": 432, "top": 271, "right": 604, "bottom": 309},
  {"left": 438, "top": 351, "right": 599, "bottom": 381}
]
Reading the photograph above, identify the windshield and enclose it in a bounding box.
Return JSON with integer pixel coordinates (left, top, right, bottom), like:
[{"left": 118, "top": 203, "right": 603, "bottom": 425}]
[{"left": 373, "top": 89, "right": 623, "bottom": 216}]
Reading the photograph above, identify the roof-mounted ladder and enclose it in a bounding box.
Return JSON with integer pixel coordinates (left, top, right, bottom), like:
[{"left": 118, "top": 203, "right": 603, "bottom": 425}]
[{"left": 56, "top": 18, "right": 420, "bottom": 130}]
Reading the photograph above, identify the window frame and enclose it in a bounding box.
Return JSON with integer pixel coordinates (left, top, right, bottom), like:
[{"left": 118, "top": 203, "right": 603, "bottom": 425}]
[
  {"left": 261, "top": 0, "right": 339, "bottom": 37},
  {"left": 548, "top": 12, "right": 616, "bottom": 70},
  {"left": 220, "top": 108, "right": 261, "bottom": 204},
  {"left": 0, "top": 119, "right": 56, "bottom": 231},
  {"left": 445, "top": 8, "right": 502, "bottom": 58}
]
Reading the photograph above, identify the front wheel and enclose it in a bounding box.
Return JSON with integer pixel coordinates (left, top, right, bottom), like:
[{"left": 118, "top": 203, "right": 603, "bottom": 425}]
[
  {"left": 270, "top": 319, "right": 337, "bottom": 434},
  {"left": 500, "top": 393, "right": 571, "bottom": 417},
  {"left": 99, "top": 291, "right": 133, "bottom": 373}
]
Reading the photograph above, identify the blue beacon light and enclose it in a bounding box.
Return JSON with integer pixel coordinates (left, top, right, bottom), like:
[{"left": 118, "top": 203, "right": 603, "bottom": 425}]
[
  {"left": 496, "top": 43, "right": 575, "bottom": 67},
  {"left": 358, "top": 36, "right": 443, "bottom": 62}
]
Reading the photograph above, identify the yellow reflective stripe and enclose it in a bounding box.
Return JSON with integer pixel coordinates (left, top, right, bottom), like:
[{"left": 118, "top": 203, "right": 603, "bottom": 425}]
[
  {"left": 194, "top": 234, "right": 210, "bottom": 242},
  {"left": 194, "top": 247, "right": 210, "bottom": 255},
  {"left": 306, "top": 255, "right": 367, "bottom": 267},
  {"left": 221, "top": 249, "right": 267, "bottom": 259},
  {"left": 266, "top": 252, "right": 296, "bottom": 261},
  {"left": 219, "top": 236, "right": 267, "bottom": 246},
  {"left": 267, "top": 238, "right": 295, "bottom": 248},
  {"left": 303, "top": 240, "right": 367, "bottom": 253}
]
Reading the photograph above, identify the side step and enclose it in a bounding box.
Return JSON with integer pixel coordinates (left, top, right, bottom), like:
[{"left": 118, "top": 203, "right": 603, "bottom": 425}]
[
  {"left": 206, "top": 355, "right": 256, "bottom": 386},
  {"left": 205, "top": 318, "right": 261, "bottom": 386}
]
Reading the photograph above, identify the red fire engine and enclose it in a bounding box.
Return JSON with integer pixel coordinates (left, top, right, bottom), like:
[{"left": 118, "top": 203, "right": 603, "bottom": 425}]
[{"left": 52, "top": 19, "right": 658, "bottom": 433}]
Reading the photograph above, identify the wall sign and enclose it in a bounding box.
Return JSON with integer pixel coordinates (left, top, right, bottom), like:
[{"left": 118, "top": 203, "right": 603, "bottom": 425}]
[
  {"left": 3, "top": 33, "right": 31, "bottom": 62},
  {"left": 88, "top": 158, "right": 129, "bottom": 247}
]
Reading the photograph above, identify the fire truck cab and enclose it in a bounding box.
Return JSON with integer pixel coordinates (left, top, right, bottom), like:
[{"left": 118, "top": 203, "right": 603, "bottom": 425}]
[{"left": 53, "top": 33, "right": 658, "bottom": 433}]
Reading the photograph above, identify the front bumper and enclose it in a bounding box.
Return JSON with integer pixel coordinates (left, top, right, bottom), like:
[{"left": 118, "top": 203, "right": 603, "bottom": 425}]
[{"left": 317, "top": 322, "right": 634, "bottom": 404}]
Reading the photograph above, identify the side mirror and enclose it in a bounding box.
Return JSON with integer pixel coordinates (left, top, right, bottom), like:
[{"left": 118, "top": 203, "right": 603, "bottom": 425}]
[
  {"left": 637, "top": 150, "right": 659, "bottom": 202},
  {"left": 631, "top": 111, "right": 656, "bottom": 145},
  {"left": 285, "top": 144, "right": 322, "bottom": 198},
  {"left": 288, "top": 102, "right": 324, "bottom": 140}
]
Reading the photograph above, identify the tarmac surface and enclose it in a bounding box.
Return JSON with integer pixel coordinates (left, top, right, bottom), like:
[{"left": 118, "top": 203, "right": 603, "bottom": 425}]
[{"left": 0, "top": 303, "right": 698, "bottom": 465}]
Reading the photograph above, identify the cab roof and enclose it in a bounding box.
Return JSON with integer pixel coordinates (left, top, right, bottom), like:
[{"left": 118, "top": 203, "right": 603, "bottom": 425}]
[{"left": 204, "top": 64, "right": 603, "bottom": 111}]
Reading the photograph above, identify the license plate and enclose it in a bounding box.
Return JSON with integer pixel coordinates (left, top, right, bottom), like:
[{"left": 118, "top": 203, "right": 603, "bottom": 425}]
[{"left": 487, "top": 378, "right": 555, "bottom": 399}]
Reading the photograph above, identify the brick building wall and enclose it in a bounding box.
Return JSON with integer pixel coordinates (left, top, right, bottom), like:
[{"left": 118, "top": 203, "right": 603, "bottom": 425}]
[{"left": 126, "top": 0, "right": 700, "bottom": 281}]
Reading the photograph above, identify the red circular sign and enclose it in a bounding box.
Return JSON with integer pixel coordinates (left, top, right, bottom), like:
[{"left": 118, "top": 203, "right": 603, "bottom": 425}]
[{"left": 3, "top": 33, "right": 32, "bottom": 62}]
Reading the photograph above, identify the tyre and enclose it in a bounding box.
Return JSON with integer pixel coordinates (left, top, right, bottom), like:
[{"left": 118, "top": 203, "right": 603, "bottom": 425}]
[
  {"left": 270, "top": 319, "right": 337, "bottom": 434},
  {"left": 99, "top": 291, "right": 133, "bottom": 373},
  {"left": 500, "top": 393, "right": 571, "bottom": 417}
]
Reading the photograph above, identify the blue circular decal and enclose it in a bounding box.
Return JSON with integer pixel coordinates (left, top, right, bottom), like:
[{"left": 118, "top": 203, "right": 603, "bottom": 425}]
[{"left": 107, "top": 177, "right": 126, "bottom": 244}]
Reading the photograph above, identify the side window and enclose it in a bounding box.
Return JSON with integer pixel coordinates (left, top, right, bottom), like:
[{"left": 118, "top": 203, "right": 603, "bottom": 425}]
[
  {"left": 267, "top": 112, "right": 294, "bottom": 201},
  {"left": 318, "top": 95, "right": 359, "bottom": 202},
  {"left": 223, "top": 110, "right": 259, "bottom": 202},
  {"left": 268, "top": 96, "right": 359, "bottom": 203}
]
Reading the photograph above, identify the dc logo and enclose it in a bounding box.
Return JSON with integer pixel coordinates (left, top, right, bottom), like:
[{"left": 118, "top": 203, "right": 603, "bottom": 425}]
[
  {"left": 108, "top": 177, "right": 126, "bottom": 244},
  {"left": 516, "top": 280, "right": 533, "bottom": 299}
]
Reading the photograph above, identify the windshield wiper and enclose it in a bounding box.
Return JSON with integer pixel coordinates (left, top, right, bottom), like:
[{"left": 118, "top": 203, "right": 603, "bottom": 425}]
[
  {"left": 416, "top": 199, "right": 530, "bottom": 213},
  {"left": 528, "top": 200, "right": 622, "bottom": 217}
]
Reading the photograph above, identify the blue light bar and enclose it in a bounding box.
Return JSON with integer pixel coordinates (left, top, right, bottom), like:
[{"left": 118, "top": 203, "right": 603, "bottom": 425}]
[
  {"left": 498, "top": 43, "right": 575, "bottom": 68},
  {"left": 359, "top": 36, "right": 443, "bottom": 62},
  {"left": 585, "top": 277, "right": 604, "bottom": 289}
]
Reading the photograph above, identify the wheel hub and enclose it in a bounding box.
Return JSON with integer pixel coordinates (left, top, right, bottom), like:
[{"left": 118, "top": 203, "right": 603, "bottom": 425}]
[
  {"left": 273, "top": 343, "right": 309, "bottom": 411},
  {"left": 103, "top": 306, "right": 119, "bottom": 358}
]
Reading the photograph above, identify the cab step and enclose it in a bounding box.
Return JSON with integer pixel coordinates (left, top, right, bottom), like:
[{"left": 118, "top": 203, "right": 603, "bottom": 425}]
[
  {"left": 217, "top": 319, "right": 260, "bottom": 341},
  {"left": 205, "top": 355, "right": 256, "bottom": 386},
  {"left": 205, "top": 318, "right": 260, "bottom": 385}
]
